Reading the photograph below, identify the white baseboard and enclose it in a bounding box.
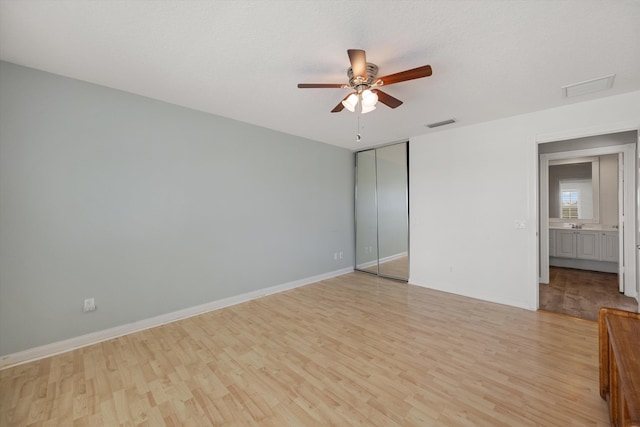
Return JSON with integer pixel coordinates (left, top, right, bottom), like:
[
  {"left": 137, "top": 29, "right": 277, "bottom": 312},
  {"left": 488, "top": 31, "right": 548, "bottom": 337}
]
[
  {"left": 0, "top": 267, "right": 354, "bottom": 370},
  {"left": 408, "top": 280, "right": 533, "bottom": 311}
]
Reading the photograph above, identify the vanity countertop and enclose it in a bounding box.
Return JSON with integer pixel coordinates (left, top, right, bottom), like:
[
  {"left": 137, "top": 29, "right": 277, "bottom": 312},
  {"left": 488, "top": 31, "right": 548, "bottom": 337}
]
[{"left": 549, "top": 223, "right": 619, "bottom": 232}]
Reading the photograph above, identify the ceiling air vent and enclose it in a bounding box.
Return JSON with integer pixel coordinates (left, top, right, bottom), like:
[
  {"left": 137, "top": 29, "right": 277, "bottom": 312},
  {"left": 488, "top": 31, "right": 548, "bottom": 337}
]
[
  {"left": 426, "top": 119, "right": 456, "bottom": 128},
  {"left": 562, "top": 74, "right": 615, "bottom": 98}
]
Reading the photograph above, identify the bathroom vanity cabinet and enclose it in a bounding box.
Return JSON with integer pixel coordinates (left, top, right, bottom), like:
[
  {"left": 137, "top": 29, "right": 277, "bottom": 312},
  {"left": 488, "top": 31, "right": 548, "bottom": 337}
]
[{"left": 549, "top": 228, "right": 618, "bottom": 272}]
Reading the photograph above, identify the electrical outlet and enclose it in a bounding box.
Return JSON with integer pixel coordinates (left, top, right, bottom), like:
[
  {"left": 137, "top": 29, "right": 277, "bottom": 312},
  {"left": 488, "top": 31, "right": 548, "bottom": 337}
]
[
  {"left": 339, "top": 251, "right": 343, "bottom": 259},
  {"left": 83, "top": 298, "right": 96, "bottom": 313},
  {"left": 333, "top": 252, "right": 338, "bottom": 260},
  {"left": 514, "top": 219, "right": 527, "bottom": 229}
]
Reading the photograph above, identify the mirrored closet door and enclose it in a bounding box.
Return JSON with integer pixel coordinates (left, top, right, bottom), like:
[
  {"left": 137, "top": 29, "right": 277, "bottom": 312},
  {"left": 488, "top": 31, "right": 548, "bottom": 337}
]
[{"left": 355, "top": 142, "right": 409, "bottom": 281}]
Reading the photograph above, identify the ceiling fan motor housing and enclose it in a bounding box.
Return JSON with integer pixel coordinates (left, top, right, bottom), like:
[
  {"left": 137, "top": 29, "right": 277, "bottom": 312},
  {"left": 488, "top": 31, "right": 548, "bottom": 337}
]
[{"left": 348, "top": 63, "right": 379, "bottom": 93}]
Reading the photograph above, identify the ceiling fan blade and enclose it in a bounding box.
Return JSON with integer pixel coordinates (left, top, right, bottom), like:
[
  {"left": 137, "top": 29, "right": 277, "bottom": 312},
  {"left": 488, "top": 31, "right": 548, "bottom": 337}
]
[
  {"left": 298, "top": 83, "right": 346, "bottom": 88},
  {"left": 331, "top": 94, "right": 351, "bottom": 113},
  {"left": 348, "top": 49, "right": 367, "bottom": 79},
  {"left": 331, "top": 103, "right": 345, "bottom": 113},
  {"left": 377, "top": 65, "right": 432, "bottom": 86},
  {"left": 373, "top": 89, "right": 403, "bottom": 109}
]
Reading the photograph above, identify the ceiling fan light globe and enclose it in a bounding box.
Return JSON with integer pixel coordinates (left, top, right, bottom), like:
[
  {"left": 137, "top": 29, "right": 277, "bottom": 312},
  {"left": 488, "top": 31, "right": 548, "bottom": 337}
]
[
  {"left": 342, "top": 93, "right": 358, "bottom": 112},
  {"left": 342, "top": 100, "right": 356, "bottom": 112},
  {"left": 361, "top": 103, "right": 376, "bottom": 114},
  {"left": 361, "top": 90, "right": 378, "bottom": 107}
]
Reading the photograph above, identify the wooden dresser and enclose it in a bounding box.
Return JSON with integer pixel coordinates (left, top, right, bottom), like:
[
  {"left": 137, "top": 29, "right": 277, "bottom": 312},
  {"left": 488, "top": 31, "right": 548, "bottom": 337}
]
[{"left": 599, "top": 307, "right": 640, "bottom": 427}]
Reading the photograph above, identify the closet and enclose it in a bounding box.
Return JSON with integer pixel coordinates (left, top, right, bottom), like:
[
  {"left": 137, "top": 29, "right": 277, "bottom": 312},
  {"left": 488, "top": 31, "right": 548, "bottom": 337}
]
[{"left": 355, "top": 142, "right": 409, "bottom": 281}]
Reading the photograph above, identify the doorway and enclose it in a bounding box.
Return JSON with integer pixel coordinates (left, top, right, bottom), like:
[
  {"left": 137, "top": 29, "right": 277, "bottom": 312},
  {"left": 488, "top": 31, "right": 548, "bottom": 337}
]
[{"left": 538, "top": 131, "right": 638, "bottom": 318}]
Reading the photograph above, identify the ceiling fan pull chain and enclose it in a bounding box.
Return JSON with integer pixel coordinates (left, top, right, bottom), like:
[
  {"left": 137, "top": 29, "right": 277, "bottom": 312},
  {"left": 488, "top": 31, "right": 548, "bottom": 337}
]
[{"left": 356, "top": 115, "right": 361, "bottom": 142}]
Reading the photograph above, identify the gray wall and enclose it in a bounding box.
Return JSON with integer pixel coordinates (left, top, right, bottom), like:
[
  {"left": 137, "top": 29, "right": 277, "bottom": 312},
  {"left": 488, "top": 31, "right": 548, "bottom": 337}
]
[{"left": 0, "top": 61, "right": 354, "bottom": 356}]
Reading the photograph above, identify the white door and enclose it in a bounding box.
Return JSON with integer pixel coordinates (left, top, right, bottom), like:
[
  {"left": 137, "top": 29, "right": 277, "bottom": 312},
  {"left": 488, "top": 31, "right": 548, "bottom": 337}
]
[{"left": 618, "top": 152, "right": 624, "bottom": 293}]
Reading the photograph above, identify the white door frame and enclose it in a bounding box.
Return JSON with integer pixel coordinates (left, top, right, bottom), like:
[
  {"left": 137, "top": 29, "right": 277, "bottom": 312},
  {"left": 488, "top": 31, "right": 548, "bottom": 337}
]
[
  {"left": 618, "top": 152, "right": 625, "bottom": 293},
  {"left": 539, "top": 144, "right": 635, "bottom": 295},
  {"left": 532, "top": 123, "right": 640, "bottom": 310}
]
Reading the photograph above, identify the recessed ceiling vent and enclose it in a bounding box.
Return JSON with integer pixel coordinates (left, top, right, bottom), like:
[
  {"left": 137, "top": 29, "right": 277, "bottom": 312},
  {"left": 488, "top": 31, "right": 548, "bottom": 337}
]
[
  {"left": 426, "top": 119, "right": 456, "bottom": 128},
  {"left": 562, "top": 74, "right": 615, "bottom": 98}
]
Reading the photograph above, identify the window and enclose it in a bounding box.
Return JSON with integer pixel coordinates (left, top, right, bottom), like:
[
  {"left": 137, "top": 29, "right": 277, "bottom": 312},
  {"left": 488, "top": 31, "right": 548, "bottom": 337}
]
[{"left": 561, "top": 190, "right": 579, "bottom": 219}]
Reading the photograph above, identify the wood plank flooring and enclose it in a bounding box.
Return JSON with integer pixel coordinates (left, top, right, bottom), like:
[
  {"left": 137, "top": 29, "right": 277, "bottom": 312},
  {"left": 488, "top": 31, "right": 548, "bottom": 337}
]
[
  {"left": 540, "top": 267, "right": 638, "bottom": 321},
  {"left": 1, "top": 272, "right": 609, "bottom": 426}
]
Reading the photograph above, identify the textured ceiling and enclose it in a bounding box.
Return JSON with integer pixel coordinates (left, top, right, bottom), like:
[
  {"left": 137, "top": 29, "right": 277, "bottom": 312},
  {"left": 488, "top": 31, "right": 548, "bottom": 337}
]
[{"left": 1, "top": 0, "right": 639, "bottom": 150}]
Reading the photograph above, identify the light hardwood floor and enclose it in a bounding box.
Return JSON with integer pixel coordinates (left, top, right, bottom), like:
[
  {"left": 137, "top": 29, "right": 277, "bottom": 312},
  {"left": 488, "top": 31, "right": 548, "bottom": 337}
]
[{"left": 1, "top": 272, "right": 609, "bottom": 426}]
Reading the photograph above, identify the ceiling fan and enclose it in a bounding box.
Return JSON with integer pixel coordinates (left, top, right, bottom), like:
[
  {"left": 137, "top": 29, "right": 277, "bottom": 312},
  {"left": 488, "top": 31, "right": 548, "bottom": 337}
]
[{"left": 298, "top": 49, "right": 432, "bottom": 114}]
